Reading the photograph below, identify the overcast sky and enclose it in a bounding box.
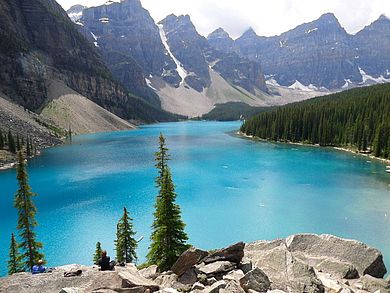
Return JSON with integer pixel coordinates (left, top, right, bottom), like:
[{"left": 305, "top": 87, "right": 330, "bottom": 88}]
[{"left": 58, "top": 0, "right": 390, "bottom": 38}]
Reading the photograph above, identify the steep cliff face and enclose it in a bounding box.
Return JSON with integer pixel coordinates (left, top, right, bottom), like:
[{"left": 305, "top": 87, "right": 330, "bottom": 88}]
[
  {"left": 81, "top": 0, "right": 182, "bottom": 88},
  {"left": 353, "top": 15, "right": 390, "bottom": 79},
  {"left": 227, "top": 13, "right": 390, "bottom": 90},
  {"left": 234, "top": 13, "right": 361, "bottom": 89},
  {"left": 0, "top": 0, "right": 177, "bottom": 123},
  {"left": 159, "top": 14, "right": 268, "bottom": 95},
  {"left": 159, "top": 14, "right": 211, "bottom": 92}
]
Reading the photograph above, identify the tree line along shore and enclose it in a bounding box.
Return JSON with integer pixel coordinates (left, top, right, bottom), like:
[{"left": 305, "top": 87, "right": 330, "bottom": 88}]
[{"left": 241, "top": 83, "right": 390, "bottom": 161}]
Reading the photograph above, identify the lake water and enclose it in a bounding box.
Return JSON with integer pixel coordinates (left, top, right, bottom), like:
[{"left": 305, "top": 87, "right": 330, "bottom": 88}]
[{"left": 1, "top": 121, "right": 390, "bottom": 276}]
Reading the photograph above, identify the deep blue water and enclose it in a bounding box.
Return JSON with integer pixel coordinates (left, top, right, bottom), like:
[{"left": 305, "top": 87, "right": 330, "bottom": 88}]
[{"left": 1, "top": 121, "right": 390, "bottom": 276}]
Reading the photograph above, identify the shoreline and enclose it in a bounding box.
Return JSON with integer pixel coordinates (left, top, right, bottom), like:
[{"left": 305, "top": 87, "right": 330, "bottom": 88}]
[
  {"left": 0, "top": 150, "right": 44, "bottom": 172},
  {"left": 237, "top": 131, "right": 390, "bottom": 166}
]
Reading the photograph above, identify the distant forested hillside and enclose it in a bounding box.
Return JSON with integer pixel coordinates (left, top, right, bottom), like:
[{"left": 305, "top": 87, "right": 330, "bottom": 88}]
[
  {"left": 241, "top": 84, "right": 390, "bottom": 159},
  {"left": 201, "top": 102, "right": 269, "bottom": 121}
]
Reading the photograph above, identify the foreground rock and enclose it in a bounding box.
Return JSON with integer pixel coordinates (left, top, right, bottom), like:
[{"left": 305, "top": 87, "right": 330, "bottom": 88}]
[
  {"left": 0, "top": 264, "right": 158, "bottom": 293},
  {"left": 245, "top": 234, "right": 388, "bottom": 292},
  {"left": 0, "top": 234, "right": 388, "bottom": 293}
]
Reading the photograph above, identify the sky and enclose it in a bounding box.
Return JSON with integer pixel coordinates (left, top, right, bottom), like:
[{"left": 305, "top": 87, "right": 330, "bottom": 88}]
[{"left": 58, "top": 0, "right": 390, "bottom": 38}]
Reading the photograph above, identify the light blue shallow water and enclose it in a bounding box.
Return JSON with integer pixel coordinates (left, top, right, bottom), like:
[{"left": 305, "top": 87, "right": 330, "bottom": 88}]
[{"left": 1, "top": 121, "right": 390, "bottom": 276}]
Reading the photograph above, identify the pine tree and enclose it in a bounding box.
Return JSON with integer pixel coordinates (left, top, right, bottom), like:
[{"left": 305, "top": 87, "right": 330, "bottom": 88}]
[
  {"left": 155, "top": 133, "right": 170, "bottom": 188},
  {"left": 8, "top": 233, "right": 24, "bottom": 275},
  {"left": 147, "top": 135, "right": 189, "bottom": 271},
  {"left": 14, "top": 151, "right": 45, "bottom": 270},
  {"left": 0, "top": 129, "right": 4, "bottom": 149},
  {"left": 8, "top": 130, "right": 16, "bottom": 153},
  {"left": 26, "top": 137, "right": 31, "bottom": 157},
  {"left": 115, "top": 207, "right": 137, "bottom": 263},
  {"left": 93, "top": 242, "right": 102, "bottom": 264},
  {"left": 16, "top": 134, "right": 21, "bottom": 151}
]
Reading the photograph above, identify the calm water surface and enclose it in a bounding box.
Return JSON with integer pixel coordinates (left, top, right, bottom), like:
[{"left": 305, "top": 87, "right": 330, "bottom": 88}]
[{"left": 1, "top": 121, "right": 390, "bottom": 276}]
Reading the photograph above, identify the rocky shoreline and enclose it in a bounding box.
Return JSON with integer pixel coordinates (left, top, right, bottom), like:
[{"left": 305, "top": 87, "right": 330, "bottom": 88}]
[{"left": 1, "top": 234, "right": 389, "bottom": 293}]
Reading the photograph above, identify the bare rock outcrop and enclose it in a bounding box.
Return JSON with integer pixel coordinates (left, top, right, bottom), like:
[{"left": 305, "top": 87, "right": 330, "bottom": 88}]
[{"left": 0, "top": 234, "right": 388, "bottom": 293}]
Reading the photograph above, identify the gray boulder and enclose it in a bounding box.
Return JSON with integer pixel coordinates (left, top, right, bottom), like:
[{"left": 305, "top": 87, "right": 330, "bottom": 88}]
[
  {"left": 286, "top": 234, "right": 387, "bottom": 278},
  {"left": 177, "top": 268, "right": 197, "bottom": 285},
  {"left": 60, "top": 288, "right": 83, "bottom": 293},
  {"left": 358, "top": 274, "right": 390, "bottom": 292},
  {"left": 223, "top": 269, "right": 245, "bottom": 282},
  {"left": 118, "top": 264, "right": 159, "bottom": 292},
  {"left": 220, "top": 280, "right": 246, "bottom": 293},
  {"left": 239, "top": 268, "right": 271, "bottom": 293},
  {"left": 244, "top": 241, "right": 324, "bottom": 292},
  {"left": 205, "top": 280, "right": 227, "bottom": 293},
  {"left": 196, "top": 261, "right": 237, "bottom": 276},
  {"left": 171, "top": 247, "right": 208, "bottom": 276},
  {"left": 139, "top": 265, "right": 158, "bottom": 280},
  {"left": 191, "top": 282, "right": 205, "bottom": 290},
  {"left": 0, "top": 265, "right": 123, "bottom": 293},
  {"left": 316, "top": 259, "right": 359, "bottom": 279},
  {"left": 203, "top": 242, "right": 245, "bottom": 264},
  {"left": 238, "top": 258, "right": 253, "bottom": 274}
]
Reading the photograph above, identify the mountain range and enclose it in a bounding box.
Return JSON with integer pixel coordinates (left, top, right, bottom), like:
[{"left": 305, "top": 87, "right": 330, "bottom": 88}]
[
  {"left": 1, "top": 0, "right": 390, "bottom": 136},
  {"left": 68, "top": 0, "right": 390, "bottom": 117}
]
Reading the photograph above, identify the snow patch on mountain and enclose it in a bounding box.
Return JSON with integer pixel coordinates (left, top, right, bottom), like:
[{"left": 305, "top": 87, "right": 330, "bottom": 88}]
[
  {"left": 306, "top": 28, "right": 318, "bottom": 34},
  {"left": 342, "top": 79, "right": 353, "bottom": 89},
  {"left": 68, "top": 12, "right": 83, "bottom": 22},
  {"left": 145, "top": 78, "right": 157, "bottom": 91},
  {"left": 288, "top": 80, "right": 319, "bottom": 92},
  {"left": 91, "top": 32, "right": 99, "bottom": 47},
  {"left": 158, "top": 24, "right": 188, "bottom": 85},
  {"left": 104, "top": 0, "right": 121, "bottom": 5},
  {"left": 266, "top": 78, "right": 281, "bottom": 87},
  {"left": 99, "top": 17, "right": 110, "bottom": 24},
  {"left": 359, "top": 67, "right": 390, "bottom": 84}
]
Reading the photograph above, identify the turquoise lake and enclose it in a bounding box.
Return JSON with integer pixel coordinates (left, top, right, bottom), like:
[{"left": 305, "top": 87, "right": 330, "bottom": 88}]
[{"left": 1, "top": 121, "right": 390, "bottom": 276}]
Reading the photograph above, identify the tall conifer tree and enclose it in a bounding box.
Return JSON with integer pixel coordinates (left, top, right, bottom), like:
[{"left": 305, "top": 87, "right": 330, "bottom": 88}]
[
  {"left": 155, "top": 133, "right": 170, "bottom": 188},
  {"left": 8, "top": 130, "right": 16, "bottom": 153},
  {"left": 0, "top": 129, "right": 4, "bottom": 149},
  {"left": 8, "top": 233, "right": 24, "bottom": 275},
  {"left": 115, "top": 207, "right": 137, "bottom": 263},
  {"left": 147, "top": 134, "right": 189, "bottom": 271},
  {"left": 14, "top": 151, "right": 45, "bottom": 270},
  {"left": 93, "top": 242, "right": 102, "bottom": 264}
]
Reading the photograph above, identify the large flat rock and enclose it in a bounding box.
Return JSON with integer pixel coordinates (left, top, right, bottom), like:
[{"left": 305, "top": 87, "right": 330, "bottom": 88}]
[
  {"left": 286, "top": 234, "right": 387, "bottom": 278},
  {"left": 244, "top": 234, "right": 387, "bottom": 292},
  {"left": 0, "top": 265, "right": 122, "bottom": 293}
]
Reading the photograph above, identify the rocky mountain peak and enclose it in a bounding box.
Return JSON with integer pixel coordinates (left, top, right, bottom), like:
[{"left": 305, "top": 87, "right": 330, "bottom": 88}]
[
  {"left": 159, "top": 13, "right": 211, "bottom": 92},
  {"left": 314, "top": 12, "right": 344, "bottom": 30},
  {"left": 207, "top": 28, "right": 231, "bottom": 40},
  {"left": 66, "top": 4, "right": 86, "bottom": 21},
  {"left": 160, "top": 14, "right": 195, "bottom": 33},
  {"left": 120, "top": 0, "right": 143, "bottom": 9},
  {"left": 241, "top": 27, "right": 258, "bottom": 39},
  {"left": 378, "top": 14, "right": 389, "bottom": 21},
  {"left": 67, "top": 4, "right": 86, "bottom": 14}
]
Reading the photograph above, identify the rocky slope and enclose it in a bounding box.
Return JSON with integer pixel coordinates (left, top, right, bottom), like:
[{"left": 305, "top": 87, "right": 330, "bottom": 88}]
[
  {"left": 1, "top": 234, "right": 389, "bottom": 292},
  {"left": 0, "top": 0, "right": 178, "bottom": 124},
  {"left": 40, "top": 80, "right": 136, "bottom": 134},
  {"left": 211, "top": 13, "right": 390, "bottom": 91},
  {"left": 0, "top": 93, "right": 63, "bottom": 168}
]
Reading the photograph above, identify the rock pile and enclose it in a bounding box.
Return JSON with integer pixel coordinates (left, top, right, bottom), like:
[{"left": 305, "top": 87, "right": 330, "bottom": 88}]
[{"left": 1, "top": 234, "right": 389, "bottom": 293}]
